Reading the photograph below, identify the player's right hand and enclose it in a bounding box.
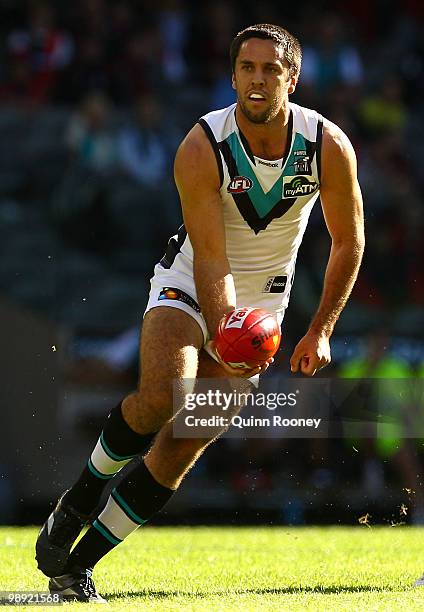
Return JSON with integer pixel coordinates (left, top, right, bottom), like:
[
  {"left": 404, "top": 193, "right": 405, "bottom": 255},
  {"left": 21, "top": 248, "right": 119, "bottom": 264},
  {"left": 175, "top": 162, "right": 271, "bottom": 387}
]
[{"left": 209, "top": 341, "right": 274, "bottom": 377}]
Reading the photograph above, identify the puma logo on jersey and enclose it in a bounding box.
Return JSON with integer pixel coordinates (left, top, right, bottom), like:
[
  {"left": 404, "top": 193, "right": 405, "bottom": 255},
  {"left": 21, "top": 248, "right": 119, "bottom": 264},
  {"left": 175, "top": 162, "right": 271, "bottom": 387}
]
[{"left": 227, "top": 176, "right": 253, "bottom": 193}]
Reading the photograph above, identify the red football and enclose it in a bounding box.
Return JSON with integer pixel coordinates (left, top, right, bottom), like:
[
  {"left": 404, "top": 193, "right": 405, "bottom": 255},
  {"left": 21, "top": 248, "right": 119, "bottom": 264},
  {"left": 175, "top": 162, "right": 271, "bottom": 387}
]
[{"left": 214, "top": 307, "right": 281, "bottom": 369}]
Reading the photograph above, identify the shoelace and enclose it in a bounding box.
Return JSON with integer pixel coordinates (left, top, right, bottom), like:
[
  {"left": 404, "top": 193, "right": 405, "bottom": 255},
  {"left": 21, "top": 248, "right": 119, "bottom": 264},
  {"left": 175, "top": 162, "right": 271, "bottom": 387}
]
[{"left": 80, "top": 570, "right": 96, "bottom": 598}]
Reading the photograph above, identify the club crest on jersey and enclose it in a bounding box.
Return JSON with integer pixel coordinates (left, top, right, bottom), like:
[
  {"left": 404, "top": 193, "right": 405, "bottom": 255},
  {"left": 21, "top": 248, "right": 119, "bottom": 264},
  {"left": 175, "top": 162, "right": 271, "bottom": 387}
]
[
  {"left": 282, "top": 175, "right": 318, "bottom": 198},
  {"left": 227, "top": 176, "right": 253, "bottom": 193},
  {"left": 294, "top": 157, "right": 311, "bottom": 174}
]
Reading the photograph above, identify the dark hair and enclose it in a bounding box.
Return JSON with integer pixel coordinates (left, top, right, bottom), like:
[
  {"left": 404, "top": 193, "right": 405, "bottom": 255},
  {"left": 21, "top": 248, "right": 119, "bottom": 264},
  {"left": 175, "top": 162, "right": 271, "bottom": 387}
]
[{"left": 230, "top": 23, "right": 302, "bottom": 77}]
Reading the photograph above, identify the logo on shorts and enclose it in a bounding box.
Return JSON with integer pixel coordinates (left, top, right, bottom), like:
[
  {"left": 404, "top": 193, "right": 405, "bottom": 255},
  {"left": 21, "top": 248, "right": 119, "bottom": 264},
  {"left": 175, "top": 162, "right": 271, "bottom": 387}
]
[
  {"left": 283, "top": 176, "right": 318, "bottom": 198},
  {"left": 262, "top": 276, "right": 288, "bottom": 293},
  {"left": 158, "top": 287, "right": 200, "bottom": 312},
  {"left": 227, "top": 176, "right": 253, "bottom": 193}
]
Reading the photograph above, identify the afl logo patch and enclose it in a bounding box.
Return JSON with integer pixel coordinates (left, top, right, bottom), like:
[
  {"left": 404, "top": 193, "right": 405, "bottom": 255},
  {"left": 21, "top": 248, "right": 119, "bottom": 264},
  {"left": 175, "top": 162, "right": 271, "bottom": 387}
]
[
  {"left": 158, "top": 287, "right": 201, "bottom": 312},
  {"left": 160, "top": 288, "right": 178, "bottom": 300},
  {"left": 227, "top": 176, "right": 253, "bottom": 193}
]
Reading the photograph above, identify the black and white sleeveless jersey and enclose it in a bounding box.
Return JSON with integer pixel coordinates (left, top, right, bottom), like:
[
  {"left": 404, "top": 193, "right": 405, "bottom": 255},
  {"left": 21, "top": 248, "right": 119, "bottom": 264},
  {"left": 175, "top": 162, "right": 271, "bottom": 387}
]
[{"left": 159, "top": 102, "right": 323, "bottom": 316}]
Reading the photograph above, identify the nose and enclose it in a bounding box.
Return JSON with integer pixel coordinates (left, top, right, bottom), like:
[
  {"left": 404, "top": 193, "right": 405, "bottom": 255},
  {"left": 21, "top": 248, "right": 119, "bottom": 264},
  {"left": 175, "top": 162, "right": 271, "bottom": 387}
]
[{"left": 251, "top": 68, "right": 265, "bottom": 87}]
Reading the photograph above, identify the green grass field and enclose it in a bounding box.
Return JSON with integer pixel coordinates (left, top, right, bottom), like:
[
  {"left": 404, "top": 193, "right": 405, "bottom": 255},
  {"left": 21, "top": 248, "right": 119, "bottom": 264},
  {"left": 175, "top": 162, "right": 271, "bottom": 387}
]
[{"left": 1, "top": 526, "right": 423, "bottom": 610}]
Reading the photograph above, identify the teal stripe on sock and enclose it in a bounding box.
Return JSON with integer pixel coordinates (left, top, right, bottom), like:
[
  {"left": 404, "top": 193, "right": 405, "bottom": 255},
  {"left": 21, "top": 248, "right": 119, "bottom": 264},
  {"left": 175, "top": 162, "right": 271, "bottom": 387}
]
[
  {"left": 88, "top": 458, "right": 114, "bottom": 480},
  {"left": 93, "top": 519, "right": 121, "bottom": 546},
  {"left": 112, "top": 489, "right": 147, "bottom": 525},
  {"left": 100, "top": 432, "right": 136, "bottom": 462}
]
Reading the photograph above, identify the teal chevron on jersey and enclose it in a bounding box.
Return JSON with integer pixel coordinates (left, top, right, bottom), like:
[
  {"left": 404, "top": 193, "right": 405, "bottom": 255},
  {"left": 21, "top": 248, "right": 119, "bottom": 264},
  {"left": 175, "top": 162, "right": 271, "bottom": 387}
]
[
  {"left": 155, "top": 102, "right": 324, "bottom": 319},
  {"left": 225, "top": 130, "right": 317, "bottom": 219},
  {"left": 225, "top": 131, "right": 282, "bottom": 218}
]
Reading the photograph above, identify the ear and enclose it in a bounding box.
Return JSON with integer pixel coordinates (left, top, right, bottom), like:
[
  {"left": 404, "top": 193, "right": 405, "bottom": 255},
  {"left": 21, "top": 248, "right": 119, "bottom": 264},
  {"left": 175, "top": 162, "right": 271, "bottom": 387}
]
[
  {"left": 288, "top": 75, "right": 297, "bottom": 95},
  {"left": 231, "top": 73, "right": 236, "bottom": 90}
]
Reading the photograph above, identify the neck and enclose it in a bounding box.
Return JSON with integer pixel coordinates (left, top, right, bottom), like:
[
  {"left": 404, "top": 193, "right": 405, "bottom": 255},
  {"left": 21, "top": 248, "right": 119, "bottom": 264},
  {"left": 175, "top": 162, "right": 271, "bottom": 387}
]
[{"left": 235, "top": 100, "right": 291, "bottom": 160}]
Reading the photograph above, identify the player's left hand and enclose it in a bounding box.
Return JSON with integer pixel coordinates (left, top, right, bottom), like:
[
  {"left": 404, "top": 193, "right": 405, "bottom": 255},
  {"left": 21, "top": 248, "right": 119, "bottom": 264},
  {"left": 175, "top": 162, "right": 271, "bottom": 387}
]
[{"left": 289, "top": 332, "right": 331, "bottom": 376}]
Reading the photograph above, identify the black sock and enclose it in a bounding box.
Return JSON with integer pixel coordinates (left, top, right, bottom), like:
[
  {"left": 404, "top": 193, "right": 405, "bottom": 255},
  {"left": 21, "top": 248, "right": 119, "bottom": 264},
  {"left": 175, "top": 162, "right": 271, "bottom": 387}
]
[
  {"left": 64, "top": 403, "right": 156, "bottom": 515},
  {"left": 66, "top": 460, "right": 174, "bottom": 570}
]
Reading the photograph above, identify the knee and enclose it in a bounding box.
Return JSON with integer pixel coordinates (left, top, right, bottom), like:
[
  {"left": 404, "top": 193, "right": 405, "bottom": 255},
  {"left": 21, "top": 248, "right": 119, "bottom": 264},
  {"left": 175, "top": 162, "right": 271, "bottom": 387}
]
[
  {"left": 122, "top": 390, "right": 172, "bottom": 434},
  {"left": 154, "top": 425, "right": 213, "bottom": 459},
  {"left": 144, "top": 425, "right": 216, "bottom": 489}
]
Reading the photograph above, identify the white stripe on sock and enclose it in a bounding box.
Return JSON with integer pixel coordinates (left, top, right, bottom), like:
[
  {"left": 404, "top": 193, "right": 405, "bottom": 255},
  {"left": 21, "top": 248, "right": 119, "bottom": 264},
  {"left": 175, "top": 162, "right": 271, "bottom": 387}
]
[
  {"left": 90, "top": 439, "right": 132, "bottom": 476},
  {"left": 97, "top": 494, "right": 140, "bottom": 541}
]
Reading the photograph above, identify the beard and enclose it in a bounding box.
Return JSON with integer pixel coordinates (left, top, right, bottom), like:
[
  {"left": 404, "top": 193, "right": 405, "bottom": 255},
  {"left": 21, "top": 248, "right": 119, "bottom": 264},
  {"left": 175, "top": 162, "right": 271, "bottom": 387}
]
[{"left": 238, "top": 96, "right": 280, "bottom": 124}]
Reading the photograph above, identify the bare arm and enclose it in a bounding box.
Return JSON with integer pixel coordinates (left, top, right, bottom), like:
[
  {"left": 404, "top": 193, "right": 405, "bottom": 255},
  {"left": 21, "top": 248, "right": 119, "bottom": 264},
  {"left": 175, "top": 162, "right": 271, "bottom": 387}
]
[
  {"left": 174, "top": 124, "right": 235, "bottom": 339},
  {"left": 310, "top": 121, "right": 365, "bottom": 335},
  {"left": 290, "top": 121, "right": 365, "bottom": 376},
  {"left": 174, "top": 125, "right": 272, "bottom": 376}
]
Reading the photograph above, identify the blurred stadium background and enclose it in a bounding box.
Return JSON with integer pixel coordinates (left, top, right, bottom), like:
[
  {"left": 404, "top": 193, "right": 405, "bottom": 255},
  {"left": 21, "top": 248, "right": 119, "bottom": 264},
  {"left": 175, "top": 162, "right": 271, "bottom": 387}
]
[{"left": 0, "top": 0, "right": 423, "bottom": 527}]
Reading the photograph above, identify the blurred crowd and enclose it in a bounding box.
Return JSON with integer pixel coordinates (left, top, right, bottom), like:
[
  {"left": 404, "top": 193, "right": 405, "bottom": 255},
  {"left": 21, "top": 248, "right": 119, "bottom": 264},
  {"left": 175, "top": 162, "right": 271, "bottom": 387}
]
[{"left": 0, "top": 0, "right": 423, "bottom": 522}]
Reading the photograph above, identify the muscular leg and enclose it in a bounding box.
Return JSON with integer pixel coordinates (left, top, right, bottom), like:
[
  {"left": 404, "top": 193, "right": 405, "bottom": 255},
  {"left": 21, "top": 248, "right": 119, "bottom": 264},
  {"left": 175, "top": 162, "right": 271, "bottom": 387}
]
[
  {"left": 145, "top": 349, "right": 252, "bottom": 489},
  {"left": 61, "top": 306, "right": 203, "bottom": 514},
  {"left": 36, "top": 305, "right": 204, "bottom": 580},
  {"left": 61, "top": 307, "right": 205, "bottom": 569},
  {"left": 122, "top": 306, "right": 204, "bottom": 435},
  {"left": 61, "top": 309, "right": 251, "bottom": 574}
]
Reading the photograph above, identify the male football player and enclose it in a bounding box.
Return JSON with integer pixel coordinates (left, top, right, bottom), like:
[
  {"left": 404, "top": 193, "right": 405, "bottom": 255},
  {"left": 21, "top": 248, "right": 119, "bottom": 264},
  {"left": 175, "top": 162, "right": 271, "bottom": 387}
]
[{"left": 36, "top": 23, "right": 364, "bottom": 602}]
